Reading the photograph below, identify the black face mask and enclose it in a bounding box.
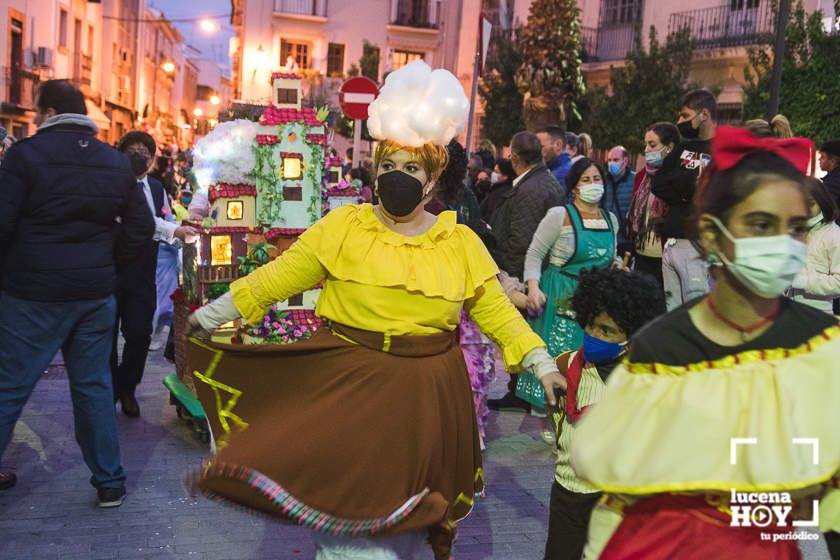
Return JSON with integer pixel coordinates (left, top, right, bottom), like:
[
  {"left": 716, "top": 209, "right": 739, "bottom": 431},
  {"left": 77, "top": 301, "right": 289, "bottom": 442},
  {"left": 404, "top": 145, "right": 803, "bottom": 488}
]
[
  {"left": 475, "top": 179, "right": 492, "bottom": 193},
  {"left": 677, "top": 118, "right": 700, "bottom": 140},
  {"left": 129, "top": 153, "right": 151, "bottom": 177},
  {"left": 376, "top": 170, "right": 425, "bottom": 217}
]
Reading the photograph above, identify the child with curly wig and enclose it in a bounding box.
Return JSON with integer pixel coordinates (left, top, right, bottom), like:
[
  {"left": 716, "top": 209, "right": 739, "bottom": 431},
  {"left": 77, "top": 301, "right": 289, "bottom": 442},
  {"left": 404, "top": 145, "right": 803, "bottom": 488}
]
[{"left": 544, "top": 267, "right": 665, "bottom": 560}]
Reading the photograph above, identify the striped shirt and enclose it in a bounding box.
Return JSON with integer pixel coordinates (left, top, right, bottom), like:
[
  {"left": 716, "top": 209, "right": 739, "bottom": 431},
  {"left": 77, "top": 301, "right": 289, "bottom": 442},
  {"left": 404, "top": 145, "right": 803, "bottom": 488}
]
[{"left": 555, "top": 351, "right": 607, "bottom": 494}]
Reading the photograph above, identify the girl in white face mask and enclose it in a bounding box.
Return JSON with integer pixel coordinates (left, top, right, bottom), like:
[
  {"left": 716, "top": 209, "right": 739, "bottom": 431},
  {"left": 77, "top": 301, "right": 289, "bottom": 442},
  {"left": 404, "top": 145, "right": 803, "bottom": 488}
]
[
  {"left": 786, "top": 178, "right": 840, "bottom": 314},
  {"left": 517, "top": 158, "right": 619, "bottom": 438},
  {"left": 568, "top": 127, "right": 840, "bottom": 560}
]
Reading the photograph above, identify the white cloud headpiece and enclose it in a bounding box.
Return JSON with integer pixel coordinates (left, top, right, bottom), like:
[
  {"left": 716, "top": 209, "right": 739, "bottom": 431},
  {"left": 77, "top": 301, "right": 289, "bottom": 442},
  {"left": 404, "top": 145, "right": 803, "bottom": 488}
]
[{"left": 367, "top": 60, "right": 469, "bottom": 147}]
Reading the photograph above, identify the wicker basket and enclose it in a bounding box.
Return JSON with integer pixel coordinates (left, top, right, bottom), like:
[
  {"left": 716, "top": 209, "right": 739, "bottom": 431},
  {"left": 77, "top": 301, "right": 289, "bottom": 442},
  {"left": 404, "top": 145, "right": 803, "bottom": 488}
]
[{"left": 172, "top": 305, "right": 197, "bottom": 397}]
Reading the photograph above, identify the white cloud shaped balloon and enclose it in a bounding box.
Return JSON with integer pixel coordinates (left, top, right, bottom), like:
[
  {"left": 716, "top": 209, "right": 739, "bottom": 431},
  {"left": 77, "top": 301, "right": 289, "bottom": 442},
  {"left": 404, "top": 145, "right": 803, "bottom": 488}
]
[
  {"left": 367, "top": 60, "right": 470, "bottom": 147},
  {"left": 192, "top": 119, "right": 258, "bottom": 191}
]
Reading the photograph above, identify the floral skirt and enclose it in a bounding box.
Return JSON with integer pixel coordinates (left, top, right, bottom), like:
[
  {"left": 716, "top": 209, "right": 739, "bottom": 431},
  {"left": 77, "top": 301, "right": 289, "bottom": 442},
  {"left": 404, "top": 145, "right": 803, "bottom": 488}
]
[
  {"left": 186, "top": 322, "right": 483, "bottom": 560},
  {"left": 459, "top": 314, "right": 496, "bottom": 439}
]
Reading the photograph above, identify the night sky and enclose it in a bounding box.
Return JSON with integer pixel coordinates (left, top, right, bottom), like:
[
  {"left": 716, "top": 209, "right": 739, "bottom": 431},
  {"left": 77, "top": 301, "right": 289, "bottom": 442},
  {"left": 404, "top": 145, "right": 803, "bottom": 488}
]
[{"left": 148, "top": 0, "right": 234, "bottom": 74}]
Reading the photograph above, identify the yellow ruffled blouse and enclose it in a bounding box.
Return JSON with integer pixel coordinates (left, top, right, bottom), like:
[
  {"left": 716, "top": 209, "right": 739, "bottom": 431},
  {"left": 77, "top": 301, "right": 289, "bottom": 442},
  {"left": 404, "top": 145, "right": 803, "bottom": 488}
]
[{"left": 229, "top": 203, "right": 544, "bottom": 370}]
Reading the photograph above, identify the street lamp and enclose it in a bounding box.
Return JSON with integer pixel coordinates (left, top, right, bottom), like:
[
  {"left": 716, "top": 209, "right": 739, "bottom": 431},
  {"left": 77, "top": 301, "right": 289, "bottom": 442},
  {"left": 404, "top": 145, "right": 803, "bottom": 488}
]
[
  {"left": 199, "top": 19, "right": 220, "bottom": 33},
  {"left": 193, "top": 108, "right": 203, "bottom": 117},
  {"left": 161, "top": 61, "right": 176, "bottom": 73},
  {"left": 210, "top": 95, "right": 221, "bottom": 105}
]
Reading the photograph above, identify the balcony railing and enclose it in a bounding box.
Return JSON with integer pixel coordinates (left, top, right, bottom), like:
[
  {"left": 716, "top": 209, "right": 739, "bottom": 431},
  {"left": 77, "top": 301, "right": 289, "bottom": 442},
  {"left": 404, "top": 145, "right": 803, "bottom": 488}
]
[
  {"left": 668, "top": 2, "right": 775, "bottom": 50},
  {"left": 73, "top": 53, "right": 93, "bottom": 87},
  {"left": 3, "top": 65, "right": 39, "bottom": 109},
  {"left": 274, "top": 0, "right": 327, "bottom": 17},
  {"left": 581, "top": 25, "right": 637, "bottom": 62}
]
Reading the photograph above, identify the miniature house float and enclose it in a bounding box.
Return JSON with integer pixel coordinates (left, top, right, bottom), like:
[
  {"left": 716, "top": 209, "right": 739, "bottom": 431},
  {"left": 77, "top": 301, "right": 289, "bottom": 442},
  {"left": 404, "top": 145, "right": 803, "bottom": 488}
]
[{"left": 191, "top": 72, "right": 352, "bottom": 344}]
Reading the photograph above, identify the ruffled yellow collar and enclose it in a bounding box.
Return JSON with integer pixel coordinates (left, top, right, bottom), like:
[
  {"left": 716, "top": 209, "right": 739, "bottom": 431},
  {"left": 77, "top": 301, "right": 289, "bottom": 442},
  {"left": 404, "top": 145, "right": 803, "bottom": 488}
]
[{"left": 355, "top": 203, "right": 457, "bottom": 247}]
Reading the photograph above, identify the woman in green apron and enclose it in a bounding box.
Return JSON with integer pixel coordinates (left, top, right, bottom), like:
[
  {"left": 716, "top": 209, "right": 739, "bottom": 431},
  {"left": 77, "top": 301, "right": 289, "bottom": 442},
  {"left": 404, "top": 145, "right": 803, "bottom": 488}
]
[{"left": 518, "top": 158, "right": 618, "bottom": 409}]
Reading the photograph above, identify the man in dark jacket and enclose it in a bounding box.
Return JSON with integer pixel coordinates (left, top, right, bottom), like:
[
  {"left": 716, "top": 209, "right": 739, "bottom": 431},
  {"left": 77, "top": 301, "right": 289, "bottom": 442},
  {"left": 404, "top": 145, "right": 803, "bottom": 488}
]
[
  {"left": 818, "top": 140, "right": 840, "bottom": 211},
  {"left": 110, "top": 132, "right": 197, "bottom": 418},
  {"left": 488, "top": 131, "right": 565, "bottom": 412},
  {"left": 536, "top": 125, "right": 571, "bottom": 192},
  {"left": 651, "top": 89, "right": 716, "bottom": 310},
  {"left": 603, "top": 145, "right": 636, "bottom": 256},
  {"left": 0, "top": 80, "right": 154, "bottom": 505}
]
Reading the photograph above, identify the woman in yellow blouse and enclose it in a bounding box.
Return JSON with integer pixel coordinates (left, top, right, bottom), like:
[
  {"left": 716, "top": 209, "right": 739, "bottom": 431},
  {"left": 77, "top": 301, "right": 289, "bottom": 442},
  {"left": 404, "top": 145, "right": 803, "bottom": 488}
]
[{"left": 188, "top": 61, "right": 565, "bottom": 560}]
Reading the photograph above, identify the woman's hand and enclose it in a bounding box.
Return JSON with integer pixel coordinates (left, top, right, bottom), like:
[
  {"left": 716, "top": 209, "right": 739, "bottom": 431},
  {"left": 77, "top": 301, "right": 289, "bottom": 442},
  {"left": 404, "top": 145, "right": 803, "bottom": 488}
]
[
  {"left": 187, "top": 312, "right": 212, "bottom": 340},
  {"left": 526, "top": 280, "right": 547, "bottom": 312},
  {"left": 540, "top": 372, "right": 567, "bottom": 407}
]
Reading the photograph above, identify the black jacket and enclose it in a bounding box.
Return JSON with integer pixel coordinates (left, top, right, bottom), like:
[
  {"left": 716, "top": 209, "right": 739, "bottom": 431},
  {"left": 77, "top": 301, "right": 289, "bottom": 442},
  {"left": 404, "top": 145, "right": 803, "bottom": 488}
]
[
  {"left": 650, "top": 138, "right": 712, "bottom": 239},
  {"left": 823, "top": 168, "right": 840, "bottom": 213},
  {"left": 490, "top": 164, "right": 566, "bottom": 278},
  {"left": 0, "top": 123, "right": 154, "bottom": 302},
  {"left": 479, "top": 179, "right": 513, "bottom": 224}
]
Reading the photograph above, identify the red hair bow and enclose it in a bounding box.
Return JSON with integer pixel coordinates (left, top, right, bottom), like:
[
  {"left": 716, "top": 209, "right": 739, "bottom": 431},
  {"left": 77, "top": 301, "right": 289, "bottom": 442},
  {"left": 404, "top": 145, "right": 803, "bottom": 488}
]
[{"left": 712, "top": 126, "right": 813, "bottom": 174}]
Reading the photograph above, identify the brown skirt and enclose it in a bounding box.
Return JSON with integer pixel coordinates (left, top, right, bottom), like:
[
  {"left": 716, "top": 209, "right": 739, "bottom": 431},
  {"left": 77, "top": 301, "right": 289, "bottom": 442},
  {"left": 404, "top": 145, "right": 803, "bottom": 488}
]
[{"left": 187, "top": 322, "right": 484, "bottom": 559}]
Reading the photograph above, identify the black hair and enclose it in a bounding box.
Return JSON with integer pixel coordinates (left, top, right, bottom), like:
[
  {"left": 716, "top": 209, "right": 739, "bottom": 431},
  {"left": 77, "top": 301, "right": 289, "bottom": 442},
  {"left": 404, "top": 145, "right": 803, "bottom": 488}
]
[
  {"left": 345, "top": 147, "right": 353, "bottom": 159},
  {"left": 680, "top": 89, "right": 717, "bottom": 120},
  {"left": 495, "top": 158, "right": 514, "bottom": 180},
  {"left": 510, "top": 131, "right": 543, "bottom": 166},
  {"left": 820, "top": 140, "right": 840, "bottom": 159},
  {"left": 437, "top": 138, "right": 468, "bottom": 206},
  {"left": 36, "top": 79, "right": 86, "bottom": 115},
  {"left": 564, "top": 132, "right": 580, "bottom": 149},
  {"left": 570, "top": 267, "right": 665, "bottom": 337},
  {"left": 565, "top": 157, "right": 606, "bottom": 192},
  {"left": 647, "top": 122, "right": 679, "bottom": 147},
  {"left": 803, "top": 177, "right": 839, "bottom": 224},
  {"left": 349, "top": 166, "right": 371, "bottom": 186},
  {"left": 536, "top": 125, "right": 566, "bottom": 145},
  {"left": 117, "top": 131, "right": 157, "bottom": 156},
  {"left": 693, "top": 151, "right": 807, "bottom": 238}
]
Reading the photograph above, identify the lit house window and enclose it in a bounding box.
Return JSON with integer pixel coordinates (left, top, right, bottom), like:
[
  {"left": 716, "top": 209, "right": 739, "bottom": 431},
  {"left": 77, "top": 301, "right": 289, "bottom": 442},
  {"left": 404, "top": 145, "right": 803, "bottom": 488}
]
[
  {"left": 281, "top": 40, "right": 310, "bottom": 69},
  {"left": 392, "top": 50, "right": 423, "bottom": 70},
  {"left": 211, "top": 235, "right": 232, "bottom": 265},
  {"left": 227, "top": 201, "right": 243, "bottom": 220},
  {"left": 281, "top": 156, "right": 303, "bottom": 180}
]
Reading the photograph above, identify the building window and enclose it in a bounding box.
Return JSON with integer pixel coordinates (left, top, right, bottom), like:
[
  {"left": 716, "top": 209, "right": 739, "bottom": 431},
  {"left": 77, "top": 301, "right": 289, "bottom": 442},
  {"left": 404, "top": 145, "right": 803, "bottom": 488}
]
[
  {"left": 281, "top": 156, "right": 303, "bottom": 180},
  {"left": 276, "top": 87, "right": 298, "bottom": 105},
  {"left": 731, "top": 0, "right": 760, "bottom": 9},
  {"left": 287, "top": 293, "right": 304, "bottom": 307},
  {"left": 59, "top": 9, "right": 68, "bottom": 48},
  {"left": 392, "top": 50, "right": 424, "bottom": 70},
  {"left": 283, "top": 186, "right": 303, "bottom": 201},
  {"left": 281, "top": 40, "right": 310, "bottom": 69},
  {"left": 327, "top": 168, "right": 341, "bottom": 184},
  {"left": 88, "top": 24, "right": 94, "bottom": 54},
  {"left": 602, "top": 0, "right": 643, "bottom": 25},
  {"left": 211, "top": 235, "right": 232, "bottom": 265},
  {"left": 226, "top": 201, "right": 244, "bottom": 220},
  {"left": 327, "top": 43, "right": 345, "bottom": 77}
]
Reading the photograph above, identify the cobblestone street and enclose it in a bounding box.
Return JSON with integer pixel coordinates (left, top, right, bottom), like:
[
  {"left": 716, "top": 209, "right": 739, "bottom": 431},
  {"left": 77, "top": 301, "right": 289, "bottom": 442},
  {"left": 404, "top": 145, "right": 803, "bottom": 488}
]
[{"left": 0, "top": 348, "right": 832, "bottom": 559}]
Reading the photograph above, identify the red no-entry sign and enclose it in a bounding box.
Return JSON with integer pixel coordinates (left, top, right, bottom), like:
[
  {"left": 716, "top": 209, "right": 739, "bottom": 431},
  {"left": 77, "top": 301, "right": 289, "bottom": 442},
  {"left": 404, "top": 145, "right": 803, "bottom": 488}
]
[{"left": 339, "top": 77, "right": 379, "bottom": 120}]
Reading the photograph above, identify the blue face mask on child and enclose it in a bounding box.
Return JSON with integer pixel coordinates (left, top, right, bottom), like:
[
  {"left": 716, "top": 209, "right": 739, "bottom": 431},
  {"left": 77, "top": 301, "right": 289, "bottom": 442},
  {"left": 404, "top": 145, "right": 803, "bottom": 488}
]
[{"left": 582, "top": 332, "right": 626, "bottom": 364}]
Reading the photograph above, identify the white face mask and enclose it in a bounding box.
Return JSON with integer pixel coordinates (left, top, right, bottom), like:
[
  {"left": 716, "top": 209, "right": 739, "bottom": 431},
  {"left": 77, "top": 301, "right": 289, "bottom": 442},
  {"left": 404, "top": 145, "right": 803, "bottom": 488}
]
[
  {"left": 490, "top": 171, "right": 500, "bottom": 184},
  {"left": 708, "top": 216, "right": 806, "bottom": 298},
  {"left": 807, "top": 212, "right": 823, "bottom": 228},
  {"left": 577, "top": 182, "right": 604, "bottom": 204}
]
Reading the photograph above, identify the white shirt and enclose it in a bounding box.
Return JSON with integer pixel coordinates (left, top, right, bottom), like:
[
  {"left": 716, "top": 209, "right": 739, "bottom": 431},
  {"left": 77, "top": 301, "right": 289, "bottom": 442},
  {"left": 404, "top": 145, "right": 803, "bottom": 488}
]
[
  {"left": 512, "top": 163, "right": 541, "bottom": 188},
  {"left": 138, "top": 175, "right": 178, "bottom": 244}
]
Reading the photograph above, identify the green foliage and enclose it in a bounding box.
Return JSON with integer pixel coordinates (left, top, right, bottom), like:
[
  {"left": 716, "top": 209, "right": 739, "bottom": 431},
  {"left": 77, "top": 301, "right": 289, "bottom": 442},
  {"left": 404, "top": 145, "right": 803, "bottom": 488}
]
[
  {"left": 347, "top": 63, "right": 360, "bottom": 78},
  {"left": 478, "top": 30, "right": 525, "bottom": 149},
  {"left": 205, "top": 283, "right": 230, "bottom": 301},
  {"left": 743, "top": 1, "right": 840, "bottom": 144},
  {"left": 360, "top": 40, "right": 380, "bottom": 81},
  {"left": 579, "top": 27, "right": 695, "bottom": 153},
  {"left": 237, "top": 240, "right": 276, "bottom": 276},
  {"left": 515, "top": 0, "right": 585, "bottom": 129}
]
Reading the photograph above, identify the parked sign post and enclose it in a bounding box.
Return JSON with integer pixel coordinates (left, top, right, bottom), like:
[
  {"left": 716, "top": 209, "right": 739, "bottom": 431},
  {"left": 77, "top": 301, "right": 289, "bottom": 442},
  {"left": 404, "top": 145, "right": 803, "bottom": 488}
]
[{"left": 339, "top": 77, "right": 380, "bottom": 168}]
